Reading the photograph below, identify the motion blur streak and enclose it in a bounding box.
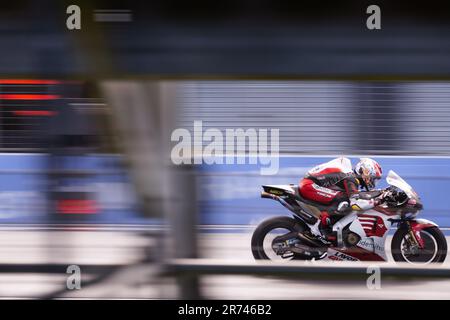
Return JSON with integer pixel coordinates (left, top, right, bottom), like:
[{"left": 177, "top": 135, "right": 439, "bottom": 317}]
[
  {"left": 1, "top": 0, "right": 450, "bottom": 299},
  {"left": 0, "top": 94, "right": 61, "bottom": 100}
]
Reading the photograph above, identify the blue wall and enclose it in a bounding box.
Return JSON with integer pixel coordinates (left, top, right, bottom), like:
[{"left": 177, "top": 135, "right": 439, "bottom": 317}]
[
  {"left": 0, "top": 154, "right": 145, "bottom": 224},
  {"left": 0, "top": 154, "right": 449, "bottom": 227},
  {"left": 199, "top": 156, "right": 450, "bottom": 227}
]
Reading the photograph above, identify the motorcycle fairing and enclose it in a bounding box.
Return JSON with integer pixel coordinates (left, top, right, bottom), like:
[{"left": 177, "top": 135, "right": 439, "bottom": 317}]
[
  {"left": 327, "top": 246, "right": 385, "bottom": 262},
  {"left": 326, "top": 209, "right": 396, "bottom": 261}
]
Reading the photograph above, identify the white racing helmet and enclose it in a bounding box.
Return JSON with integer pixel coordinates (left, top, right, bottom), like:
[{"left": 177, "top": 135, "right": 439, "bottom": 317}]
[{"left": 354, "top": 158, "right": 383, "bottom": 190}]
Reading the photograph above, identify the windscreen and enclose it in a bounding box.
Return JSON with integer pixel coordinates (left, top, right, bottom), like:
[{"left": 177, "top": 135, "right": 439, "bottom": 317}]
[{"left": 386, "top": 170, "right": 419, "bottom": 200}]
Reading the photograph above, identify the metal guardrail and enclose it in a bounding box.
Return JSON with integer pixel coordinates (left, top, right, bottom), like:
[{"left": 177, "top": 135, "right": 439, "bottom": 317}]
[{"left": 165, "top": 259, "right": 450, "bottom": 280}]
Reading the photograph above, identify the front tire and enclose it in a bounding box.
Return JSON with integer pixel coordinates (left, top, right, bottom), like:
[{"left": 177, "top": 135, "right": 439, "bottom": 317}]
[
  {"left": 251, "top": 216, "right": 305, "bottom": 260},
  {"left": 391, "top": 226, "right": 447, "bottom": 264}
]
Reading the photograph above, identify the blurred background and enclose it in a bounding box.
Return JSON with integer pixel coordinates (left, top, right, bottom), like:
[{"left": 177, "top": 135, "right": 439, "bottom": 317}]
[{"left": 1, "top": 0, "right": 450, "bottom": 299}]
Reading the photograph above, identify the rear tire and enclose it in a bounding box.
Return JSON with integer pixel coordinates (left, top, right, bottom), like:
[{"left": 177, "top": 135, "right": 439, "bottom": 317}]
[
  {"left": 391, "top": 226, "right": 447, "bottom": 264},
  {"left": 251, "top": 216, "right": 305, "bottom": 260}
]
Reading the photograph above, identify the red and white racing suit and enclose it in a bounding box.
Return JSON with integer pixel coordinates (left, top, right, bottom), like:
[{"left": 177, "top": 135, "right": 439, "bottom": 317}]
[{"left": 299, "top": 157, "right": 379, "bottom": 217}]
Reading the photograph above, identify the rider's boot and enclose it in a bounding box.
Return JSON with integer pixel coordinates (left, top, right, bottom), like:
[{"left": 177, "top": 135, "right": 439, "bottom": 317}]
[
  {"left": 318, "top": 212, "right": 336, "bottom": 241},
  {"left": 319, "top": 202, "right": 350, "bottom": 242},
  {"left": 300, "top": 212, "right": 334, "bottom": 246},
  {"left": 300, "top": 201, "right": 350, "bottom": 245},
  {"left": 303, "top": 200, "right": 351, "bottom": 243}
]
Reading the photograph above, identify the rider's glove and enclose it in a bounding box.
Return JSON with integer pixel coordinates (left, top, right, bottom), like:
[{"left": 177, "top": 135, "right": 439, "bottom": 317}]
[
  {"left": 349, "top": 196, "right": 377, "bottom": 211},
  {"left": 376, "top": 188, "right": 392, "bottom": 205}
]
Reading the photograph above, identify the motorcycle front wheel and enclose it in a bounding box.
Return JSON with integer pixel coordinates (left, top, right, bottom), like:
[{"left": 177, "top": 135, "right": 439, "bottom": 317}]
[{"left": 391, "top": 226, "right": 447, "bottom": 264}]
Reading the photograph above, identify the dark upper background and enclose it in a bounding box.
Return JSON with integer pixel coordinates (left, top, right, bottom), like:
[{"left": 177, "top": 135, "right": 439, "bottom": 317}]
[{"left": 1, "top": 0, "right": 450, "bottom": 78}]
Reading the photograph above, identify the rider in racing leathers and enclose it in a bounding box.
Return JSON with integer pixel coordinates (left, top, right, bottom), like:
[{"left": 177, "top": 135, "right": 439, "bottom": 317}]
[{"left": 298, "top": 157, "right": 384, "bottom": 240}]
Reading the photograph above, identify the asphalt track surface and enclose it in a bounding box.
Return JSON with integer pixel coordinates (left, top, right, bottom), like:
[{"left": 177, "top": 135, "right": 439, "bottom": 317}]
[{"left": 0, "top": 225, "right": 449, "bottom": 299}]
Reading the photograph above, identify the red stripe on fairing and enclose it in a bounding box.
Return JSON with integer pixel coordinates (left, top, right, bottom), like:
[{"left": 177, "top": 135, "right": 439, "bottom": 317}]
[
  {"left": 358, "top": 213, "right": 389, "bottom": 237},
  {"left": 0, "top": 79, "right": 61, "bottom": 85},
  {"left": 0, "top": 94, "right": 60, "bottom": 100},
  {"left": 333, "top": 247, "right": 385, "bottom": 262}
]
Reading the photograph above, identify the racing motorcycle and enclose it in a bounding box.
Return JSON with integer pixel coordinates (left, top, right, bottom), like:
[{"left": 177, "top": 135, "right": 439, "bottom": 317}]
[{"left": 251, "top": 170, "right": 447, "bottom": 264}]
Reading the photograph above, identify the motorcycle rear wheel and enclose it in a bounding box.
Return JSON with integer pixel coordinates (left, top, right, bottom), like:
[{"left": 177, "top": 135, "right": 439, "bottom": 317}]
[{"left": 251, "top": 216, "right": 307, "bottom": 260}]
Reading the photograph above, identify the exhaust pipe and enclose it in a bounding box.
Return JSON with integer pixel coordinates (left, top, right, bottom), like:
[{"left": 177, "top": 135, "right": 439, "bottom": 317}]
[{"left": 261, "top": 191, "right": 275, "bottom": 199}]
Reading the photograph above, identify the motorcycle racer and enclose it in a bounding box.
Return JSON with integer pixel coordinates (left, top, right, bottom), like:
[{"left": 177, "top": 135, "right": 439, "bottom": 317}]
[
  {"left": 254, "top": 169, "right": 446, "bottom": 263},
  {"left": 299, "top": 157, "right": 384, "bottom": 239}
]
